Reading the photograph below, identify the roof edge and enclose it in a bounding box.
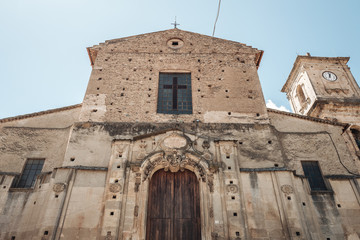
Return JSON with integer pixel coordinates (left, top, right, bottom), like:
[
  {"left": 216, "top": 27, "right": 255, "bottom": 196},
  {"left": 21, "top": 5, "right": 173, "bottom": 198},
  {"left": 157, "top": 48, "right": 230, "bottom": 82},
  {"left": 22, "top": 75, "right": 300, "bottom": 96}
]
[
  {"left": 0, "top": 104, "right": 82, "bottom": 124},
  {"left": 267, "top": 108, "right": 347, "bottom": 127}
]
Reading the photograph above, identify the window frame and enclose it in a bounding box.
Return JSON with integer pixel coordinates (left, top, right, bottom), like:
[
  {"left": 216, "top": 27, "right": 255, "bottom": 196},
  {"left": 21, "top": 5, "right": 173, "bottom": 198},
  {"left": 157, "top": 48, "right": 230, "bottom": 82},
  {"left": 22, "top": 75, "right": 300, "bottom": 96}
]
[
  {"left": 156, "top": 72, "right": 193, "bottom": 115},
  {"left": 11, "top": 158, "right": 45, "bottom": 189},
  {"left": 301, "top": 161, "right": 332, "bottom": 194}
]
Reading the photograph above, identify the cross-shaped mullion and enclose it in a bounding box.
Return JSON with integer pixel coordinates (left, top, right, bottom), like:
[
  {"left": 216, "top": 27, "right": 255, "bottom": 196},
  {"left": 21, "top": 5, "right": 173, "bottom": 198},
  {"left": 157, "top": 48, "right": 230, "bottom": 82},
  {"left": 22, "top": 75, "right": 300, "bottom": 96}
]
[{"left": 163, "top": 77, "right": 187, "bottom": 110}]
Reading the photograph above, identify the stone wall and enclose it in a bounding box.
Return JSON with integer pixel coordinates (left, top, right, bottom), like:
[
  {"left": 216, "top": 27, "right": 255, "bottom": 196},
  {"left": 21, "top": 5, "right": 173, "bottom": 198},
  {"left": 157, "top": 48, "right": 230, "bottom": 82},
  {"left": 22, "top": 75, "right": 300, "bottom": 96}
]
[{"left": 80, "top": 29, "right": 268, "bottom": 124}]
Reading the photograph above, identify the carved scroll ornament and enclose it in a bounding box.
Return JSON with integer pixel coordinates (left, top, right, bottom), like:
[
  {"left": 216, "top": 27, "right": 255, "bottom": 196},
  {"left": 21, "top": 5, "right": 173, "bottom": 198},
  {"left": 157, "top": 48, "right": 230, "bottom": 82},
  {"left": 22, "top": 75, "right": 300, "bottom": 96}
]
[{"left": 143, "top": 151, "right": 206, "bottom": 182}]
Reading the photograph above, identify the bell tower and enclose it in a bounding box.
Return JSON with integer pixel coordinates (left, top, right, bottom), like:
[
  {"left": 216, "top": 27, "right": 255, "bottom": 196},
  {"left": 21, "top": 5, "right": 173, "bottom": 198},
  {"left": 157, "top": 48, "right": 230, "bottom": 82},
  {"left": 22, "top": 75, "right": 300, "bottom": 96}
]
[{"left": 282, "top": 54, "right": 360, "bottom": 124}]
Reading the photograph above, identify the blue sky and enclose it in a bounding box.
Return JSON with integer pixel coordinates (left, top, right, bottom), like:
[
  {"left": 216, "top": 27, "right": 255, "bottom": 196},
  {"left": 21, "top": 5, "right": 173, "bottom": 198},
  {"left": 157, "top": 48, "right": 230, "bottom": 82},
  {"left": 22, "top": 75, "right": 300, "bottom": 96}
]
[{"left": 1, "top": 0, "right": 359, "bottom": 118}]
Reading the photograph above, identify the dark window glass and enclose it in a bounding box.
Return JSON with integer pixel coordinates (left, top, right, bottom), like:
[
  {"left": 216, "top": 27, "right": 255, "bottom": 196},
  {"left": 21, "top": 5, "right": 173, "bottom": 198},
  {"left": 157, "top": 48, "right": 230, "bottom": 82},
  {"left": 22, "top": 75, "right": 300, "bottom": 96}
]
[
  {"left": 351, "top": 129, "right": 360, "bottom": 149},
  {"left": 157, "top": 73, "right": 192, "bottom": 114},
  {"left": 301, "top": 161, "right": 327, "bottom": 191},
  {"left": 13, "top": 159, "right": 44, "bottom": 188}
]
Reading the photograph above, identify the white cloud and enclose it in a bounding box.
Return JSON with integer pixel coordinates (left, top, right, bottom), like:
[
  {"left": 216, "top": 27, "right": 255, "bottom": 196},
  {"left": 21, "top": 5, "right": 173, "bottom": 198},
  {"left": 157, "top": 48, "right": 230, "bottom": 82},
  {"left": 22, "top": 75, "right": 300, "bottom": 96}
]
[{"left": 266, "top": 100, "right": 290, "bottom": 112}]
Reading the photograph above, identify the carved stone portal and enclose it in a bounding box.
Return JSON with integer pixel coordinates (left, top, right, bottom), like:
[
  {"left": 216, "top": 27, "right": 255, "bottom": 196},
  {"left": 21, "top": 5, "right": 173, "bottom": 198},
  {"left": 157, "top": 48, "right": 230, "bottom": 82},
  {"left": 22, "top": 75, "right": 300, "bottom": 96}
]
[{"left": 143, "top": 151, "right": 207, "bottom": 182}]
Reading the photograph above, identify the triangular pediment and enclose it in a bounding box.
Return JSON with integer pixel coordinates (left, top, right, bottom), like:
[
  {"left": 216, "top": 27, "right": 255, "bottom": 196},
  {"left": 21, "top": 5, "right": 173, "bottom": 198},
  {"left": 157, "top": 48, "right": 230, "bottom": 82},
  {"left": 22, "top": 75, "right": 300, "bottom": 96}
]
[{"left": 87, "top": 28, "right": 263, "bottom": 67}]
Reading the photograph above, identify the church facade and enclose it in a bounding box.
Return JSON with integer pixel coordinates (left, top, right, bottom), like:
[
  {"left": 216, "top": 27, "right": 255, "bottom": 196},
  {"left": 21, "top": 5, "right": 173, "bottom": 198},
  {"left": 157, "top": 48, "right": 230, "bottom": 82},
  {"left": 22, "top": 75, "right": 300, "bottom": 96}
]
[{"left": 0, "top": 29, "right": 359, "bottom": 240}]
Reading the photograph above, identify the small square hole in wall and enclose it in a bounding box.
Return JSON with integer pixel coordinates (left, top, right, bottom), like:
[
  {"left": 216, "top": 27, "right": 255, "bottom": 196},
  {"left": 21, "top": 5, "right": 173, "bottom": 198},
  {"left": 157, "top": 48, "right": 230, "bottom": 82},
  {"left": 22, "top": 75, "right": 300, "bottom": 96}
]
[
  {"left": 44, "top": 231, "right": 49, "bottom": 235},
  {"left": 115, "top": 179, "right": 119, "bottom": 183},
  {"left": 113, "top": 195, "right": 116, "bottom": 199},
  {"left": 274, "top": 164, "right": 279, "bottom": 167},
  {"left": 231, "top": 196, "right": 235, "bottom": 200},
  {"left": 55, "top": 195, "right": 59, "bottom": 198},
  {"left": 227, "top": 166, "right": 232, "bottom": 170},
  {"left": 172, "top": 41, "right": 179, "bottom": 46},
  {"left": 235, "top": 232, "right": 240, "bottom": 236},
  {"left": 256, "top": 113, "right": 260, "bottom": 117},
  {"left": 117, "top": 165, "right": 121, "bottom": 169},
  {"left": 268, "top": 140, "right": 272, "bottom": 144},
  {"left": 11, "top": 236, "right": 15, "bottom": 240},
  {"left": 337, "top": 204, "right": 341, "bottom": 208},
  {"left": 296, "top": 232, "right": 300, "bottom": 236},
  {"left": 327, "top": 238, "right": 331, "bottom": 240},
  {"left": 3, "top": 186, "right": 6, "bottom": 189},
  {"left": 287, "top": 196, "right": 291, "bottom": 200},
  {"left": 228, "top": 112, "right": 231, "bottom": 115},
  {"left": 119, "top": 154, "right": 122, "bottom": 157},
  {"left": 233, "top": 212, "right": 237, "bottom": 216},
  {"left": 230, "top": 181, "right": 233, "bottom": 184},
  {"left": 34, "top": 201, "right": 36, "bottom": 205},
  {"left": 226, "top": 156, "right": 230, "bottom": 159},
  {"left": 302, "top": 202, "right": 306, "bottom": 206},
  {"left": 70, "top": 158, "right": 75, "bottom": 162},
  {"left": 110, "top": 212, "right": 114, "bottom": 216}
]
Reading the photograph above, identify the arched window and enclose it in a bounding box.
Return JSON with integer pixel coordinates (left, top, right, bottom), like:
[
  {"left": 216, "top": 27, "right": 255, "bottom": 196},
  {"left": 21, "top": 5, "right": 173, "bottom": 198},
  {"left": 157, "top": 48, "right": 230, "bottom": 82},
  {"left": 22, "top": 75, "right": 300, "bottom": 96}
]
[{"left": 296, "top": 85, "right": 306, "bottom": 106}]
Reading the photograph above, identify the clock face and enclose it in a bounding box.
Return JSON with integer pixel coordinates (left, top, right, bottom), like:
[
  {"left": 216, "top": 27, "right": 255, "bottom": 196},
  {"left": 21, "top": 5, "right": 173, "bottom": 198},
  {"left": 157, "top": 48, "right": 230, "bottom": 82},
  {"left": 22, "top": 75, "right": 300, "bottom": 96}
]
[{"left": 322, "top": 71, "right": 337, "bottom": 81}]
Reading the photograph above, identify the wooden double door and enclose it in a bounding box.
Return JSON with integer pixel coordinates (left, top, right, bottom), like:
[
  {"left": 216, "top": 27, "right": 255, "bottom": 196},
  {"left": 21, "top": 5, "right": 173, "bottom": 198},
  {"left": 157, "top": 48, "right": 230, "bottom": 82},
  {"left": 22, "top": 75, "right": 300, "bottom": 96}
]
[{"left": 146, "top": 169, "right": 201, "bottom": 240}]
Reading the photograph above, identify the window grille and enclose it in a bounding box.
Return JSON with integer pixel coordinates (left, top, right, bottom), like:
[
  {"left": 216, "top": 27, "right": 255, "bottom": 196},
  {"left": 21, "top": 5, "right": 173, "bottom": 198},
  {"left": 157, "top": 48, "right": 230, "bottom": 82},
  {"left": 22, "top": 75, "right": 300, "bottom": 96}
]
[
  {"left": 157, "top": 73, "right": 192, "bottom": 114},
  {"left": 12, "top": 159, "right": 44, "bottom": 188},
  {"left": 301, "top": 161, "right": 327, "bottom": 191}
]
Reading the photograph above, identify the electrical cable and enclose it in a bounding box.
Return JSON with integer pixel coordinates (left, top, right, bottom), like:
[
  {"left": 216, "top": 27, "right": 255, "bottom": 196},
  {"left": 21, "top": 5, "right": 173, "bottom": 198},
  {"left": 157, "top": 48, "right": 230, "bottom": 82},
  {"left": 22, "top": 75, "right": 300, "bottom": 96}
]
[{"left": 212, "top": 0, "right": 222, "bottom": 36}]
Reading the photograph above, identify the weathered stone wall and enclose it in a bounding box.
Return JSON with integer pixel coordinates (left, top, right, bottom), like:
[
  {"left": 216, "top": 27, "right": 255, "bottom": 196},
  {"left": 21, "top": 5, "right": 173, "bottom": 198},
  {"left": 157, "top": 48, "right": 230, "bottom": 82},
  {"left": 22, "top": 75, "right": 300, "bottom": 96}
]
[
  {"left": 80, "top": 29, "right": 268, "bottom": 124},
  {"left": 0, "top": 105, "right": 81, "bottom": 129},
  {"left": 1, "top": 120, "right": 359, "bottom": 240},
  {"left": 309, "top": 102, "right": 360, "bottom": 125},
  {"left": 0, "top": 127, "right": 71, "bottom": 173}
]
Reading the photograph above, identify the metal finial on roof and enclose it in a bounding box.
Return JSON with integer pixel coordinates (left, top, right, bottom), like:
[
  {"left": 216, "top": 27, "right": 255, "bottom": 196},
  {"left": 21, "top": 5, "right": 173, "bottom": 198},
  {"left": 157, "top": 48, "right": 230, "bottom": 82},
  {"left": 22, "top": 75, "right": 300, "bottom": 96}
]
[{"left": 171, "top": 16, "right": 180, "bottom": 29}]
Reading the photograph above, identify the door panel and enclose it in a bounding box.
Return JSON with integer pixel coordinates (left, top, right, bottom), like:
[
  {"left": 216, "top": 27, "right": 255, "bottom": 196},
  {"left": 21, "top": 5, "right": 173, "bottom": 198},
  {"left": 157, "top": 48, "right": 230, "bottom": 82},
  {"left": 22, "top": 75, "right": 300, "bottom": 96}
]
[
  {"left": 146, "top": 169, "right": 201, "bottom": 240},
  {"left": 147, "top": 219, "right": 172, "bottom": 240}
]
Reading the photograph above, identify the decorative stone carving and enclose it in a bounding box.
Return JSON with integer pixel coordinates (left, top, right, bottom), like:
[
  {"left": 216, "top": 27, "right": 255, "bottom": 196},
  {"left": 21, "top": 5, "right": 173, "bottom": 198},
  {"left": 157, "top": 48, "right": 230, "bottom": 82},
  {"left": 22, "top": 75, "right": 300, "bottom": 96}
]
[
  {"left": 135, "top": 173, "right": 141, "bottom": 192},
  {"left": 160, "top": 133, "right": 189, "bottom": 151},
  {"left": 143, "top": 151, "right": 206, "bottom": 182},
  {"left": 105, "top": 231, "right": 112, "bottom": 240},
  {"left": 192, "top": 139, "right": 214, "bottom": 161},
  {"left": 115, "top": 144, "right": 127, "bottom": 158},
  {"left": 137, "top": 140, "right": 148, "bottom": 160},
  {"left": 134, "top": 205, "right": 139, "bottom": 217},
  {"left": 280, "top": 184, "right": 294, "bottom": 194},
  {"left": 202, "top": 140, "right": 210, "bottom": 150},
  {"left": 109, "top": 183, "right": 122, "bottom": 193},
  {"left": 226, "top": 184, "right": 239, "bottom": 194},
  {"left": 221, "top": 144, "right": 233, "bottom": 158},
  {"left": 53, "top": 183, "right": 66, "bottom": 193},
  {"left": 208, "top": 174, "right": 214, "bottom": 193}
]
